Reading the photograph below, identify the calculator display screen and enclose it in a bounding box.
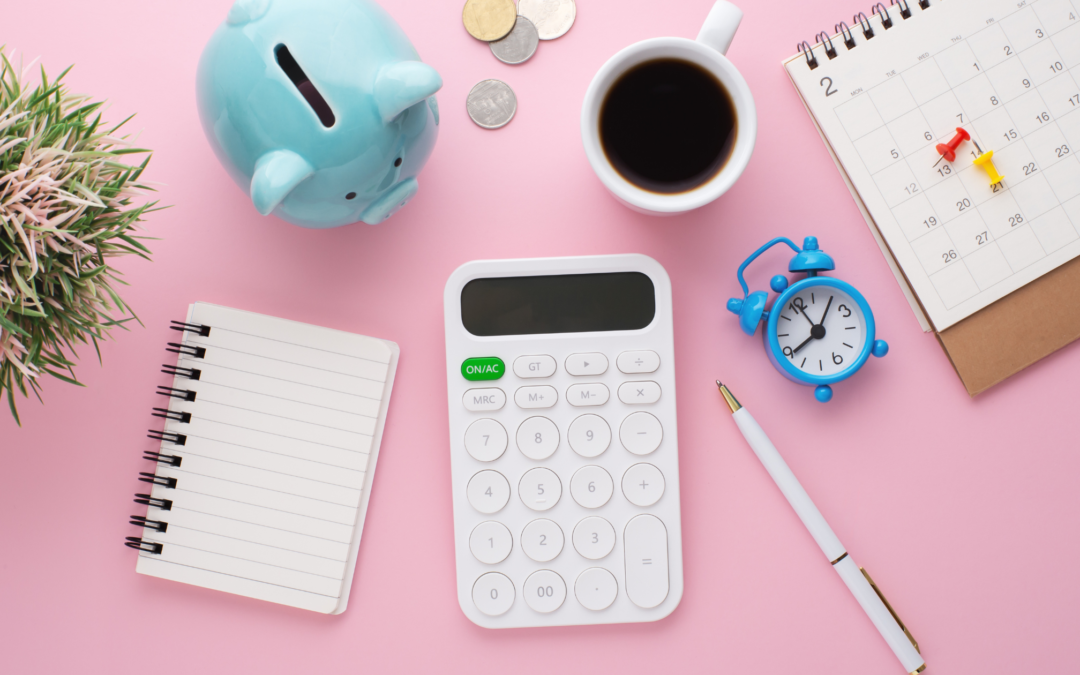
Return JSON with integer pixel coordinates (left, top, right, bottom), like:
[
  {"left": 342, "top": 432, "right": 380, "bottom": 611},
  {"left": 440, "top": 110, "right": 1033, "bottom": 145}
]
[{"left": 461, "top": 272, "right": 656, "bottom": 336}]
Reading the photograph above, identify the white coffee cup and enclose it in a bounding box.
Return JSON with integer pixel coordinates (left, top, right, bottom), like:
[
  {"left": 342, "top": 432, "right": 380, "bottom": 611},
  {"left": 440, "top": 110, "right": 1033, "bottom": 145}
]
[{"left": 580, "top": 1, "right": 757, "bottom": 215}]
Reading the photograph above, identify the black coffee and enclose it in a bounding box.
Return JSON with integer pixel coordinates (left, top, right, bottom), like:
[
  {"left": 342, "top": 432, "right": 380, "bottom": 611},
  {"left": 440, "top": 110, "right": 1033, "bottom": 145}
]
[{"left": 599, "top": 58, "right": 737, "bottom": 194}]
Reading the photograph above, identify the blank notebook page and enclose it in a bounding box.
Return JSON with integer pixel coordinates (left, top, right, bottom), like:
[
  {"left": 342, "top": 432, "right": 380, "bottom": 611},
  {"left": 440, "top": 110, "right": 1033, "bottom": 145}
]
[{"left": 136, "top": 303, "right": 398, "bottom": 614}]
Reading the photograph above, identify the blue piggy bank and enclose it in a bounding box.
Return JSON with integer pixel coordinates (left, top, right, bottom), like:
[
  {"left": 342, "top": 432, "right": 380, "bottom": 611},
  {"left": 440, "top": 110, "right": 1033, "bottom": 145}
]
[{"left": 196, "top": 0, "right": 442, "bottom": 228}]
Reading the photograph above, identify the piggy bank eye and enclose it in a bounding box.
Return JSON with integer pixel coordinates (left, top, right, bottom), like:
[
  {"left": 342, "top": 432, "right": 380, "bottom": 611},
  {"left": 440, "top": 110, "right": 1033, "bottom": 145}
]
[
  {"left": 394, "top": 157, "right": 402, "bottom": 167},
  {"left": 346, "top": 192, "right": 357, "bottom": 200}
]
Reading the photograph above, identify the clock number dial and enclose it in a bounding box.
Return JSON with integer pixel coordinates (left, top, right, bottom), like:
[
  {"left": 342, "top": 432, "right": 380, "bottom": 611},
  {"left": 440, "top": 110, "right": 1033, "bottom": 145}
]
[{"left": 773, "top": 286, "right": 866, "bottom": 377}]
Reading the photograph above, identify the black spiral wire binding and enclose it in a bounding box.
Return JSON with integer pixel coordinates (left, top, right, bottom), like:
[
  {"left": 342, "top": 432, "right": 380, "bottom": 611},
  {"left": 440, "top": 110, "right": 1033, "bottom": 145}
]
[
  {"left": 139, "top": 472, "right": 177, "bottom": 488},
  {"left": 152, "top": 407, "right": 192, "bottom": 423},
  {"left": 799, "top": 1, "right": 931, "bottom": 70},
  {"left": 125, "top": 537, "right": 163, "bottom": 554},
  {"left": 816, "top": 32, "right": 838, "bottom": 60},
  {"left": 134, "top": 493, "right": 173, "bottom": 511},
  {"left": 162, "top": 364, "right": 201, "bottom": 380},
  {"left": 171, "top": 320, "right": 211, "bottom": 337},
  {"left": 157, "top": 386, "right": 196, "bottom": 402},
  {"left": 148, "top": 429, "right": 187, "bottom": 446},
  {"left": 130, "top": 515, "right": 169, "bottom": 533},
  {"left": 144, "top": 450, "right": 183, "bottom": 467},
  {"left": 167, "top": 342, "right": 206, "bottom": 359}
]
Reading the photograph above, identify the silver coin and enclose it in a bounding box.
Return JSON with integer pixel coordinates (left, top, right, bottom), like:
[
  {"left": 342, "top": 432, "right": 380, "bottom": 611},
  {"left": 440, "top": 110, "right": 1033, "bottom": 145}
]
[
  {"left": 466, "top": 79, "right": 517, "bottom": 129},
  {"left": 490, "top": 16, "right": 540, "bottom": 65},
  {"left": 517, "top": 0, "right": 576, "bottom": 40}
]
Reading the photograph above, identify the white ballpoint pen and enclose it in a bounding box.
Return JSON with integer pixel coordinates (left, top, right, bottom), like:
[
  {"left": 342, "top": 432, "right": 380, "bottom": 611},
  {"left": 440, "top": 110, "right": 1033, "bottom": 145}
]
[{"left": 717, "top": 381, "right": 925, "bottom": 675}]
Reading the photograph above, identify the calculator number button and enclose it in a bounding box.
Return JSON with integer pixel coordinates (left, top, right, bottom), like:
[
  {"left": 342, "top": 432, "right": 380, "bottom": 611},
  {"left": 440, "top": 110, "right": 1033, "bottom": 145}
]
[
  {"left": 515, "top": 385, "right": 558, "bottom": 409},
  {"left": 618, "top": 381, "right": 661, "bottom": 404},
  {"left": 573, "top": 516, "right": 616, "bottom": 560},
  {"left": 513, "top": 355, "right": 556, "bottom": 378},
  {"left": 567, "top": 383, "right": 610, "bottom": 407},
  {"left": 467, "top": 470, "right": 511, "bottom": 514},
  {"left": 519, "top": 467, "right": 561, "bottom": 511},
  {"left": 619, "top": 412, "right": 663, "bottom": 456},
  {"left": 516, "top": 417, "right": 560, "bottom": 460},
  {"left": 575, "top": 567, "right": 618, "bottom": 611},
  {"left": 465, "top": 419, "right": 508, "bottom": 462},
  {"left": 470, "top": 521, "right": 513, "bottom": 564},
  {"left": 568, "top": 414, "right": 611, "bottom": 458},
  {"left": 463, "top": 388, "right": 506, "bottom": 412},
  {"left": 570, "top": 465, "right": 614, "bottom": 509},
  {"left": 617, "top": 351, "right": 660, "bottom": 374},
  {"left": 622, "top": 463, "right": 665, "bottom": 507},
  {"left": 565, "top": 352, "right": 608, "bottom": 376},
  {"left": 524, "top": 570, "right": 567, "bottom": 613},
  {"left": 473, "top": 572, "right": 515, "bottom": 616},
  {"left": 521, "top": 518, "right": 564, "bottom": 562},
  {"left": 624, "top": 514, "right": 669, "bottom": 609}
]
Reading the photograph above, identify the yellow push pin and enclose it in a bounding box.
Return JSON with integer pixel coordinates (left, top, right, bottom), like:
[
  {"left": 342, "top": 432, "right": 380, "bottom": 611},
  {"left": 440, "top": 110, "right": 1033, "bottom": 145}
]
[{"left": 972, "top": 139, "right": 1004, "bottom": 186}]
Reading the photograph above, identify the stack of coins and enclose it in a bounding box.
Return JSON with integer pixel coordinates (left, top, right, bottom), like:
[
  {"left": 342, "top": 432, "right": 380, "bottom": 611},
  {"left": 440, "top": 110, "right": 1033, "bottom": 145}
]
[{"left": 463, "top": 0, "right": 577, "bottom": 129}]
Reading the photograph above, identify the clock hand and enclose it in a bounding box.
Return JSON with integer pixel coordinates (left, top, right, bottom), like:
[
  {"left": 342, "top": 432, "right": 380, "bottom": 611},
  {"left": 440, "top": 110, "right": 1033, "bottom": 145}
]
[
  {"left": 819, "top": 296, "right": 834, "bottom": 327},
  {"left": 798, "top": 305, "right": 814, "bottom": 327},
  {"left": 792, "top": 333, "right": 815, "bottom": 355}
]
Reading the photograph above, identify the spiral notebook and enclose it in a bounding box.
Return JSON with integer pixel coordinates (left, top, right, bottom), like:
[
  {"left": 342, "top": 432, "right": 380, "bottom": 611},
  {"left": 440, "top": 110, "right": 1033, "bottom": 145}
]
[
  {"left": 126, "top": 303, "right": 399, "bottom": 614},
  {"left": 785, "top": 0, "right": 1080, "bottom": 394}
]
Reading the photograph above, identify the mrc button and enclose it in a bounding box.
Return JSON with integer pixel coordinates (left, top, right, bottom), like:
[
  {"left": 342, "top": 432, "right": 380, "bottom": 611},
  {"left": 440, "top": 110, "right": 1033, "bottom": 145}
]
[{"left": 462, "top": 357, "right": 505, "bottom": 381}]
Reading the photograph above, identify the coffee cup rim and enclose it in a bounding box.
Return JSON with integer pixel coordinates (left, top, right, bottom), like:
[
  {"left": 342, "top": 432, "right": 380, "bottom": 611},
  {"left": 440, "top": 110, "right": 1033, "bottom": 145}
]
[{"left": 581, "top": 36, "right": 757, "bottom": 214}]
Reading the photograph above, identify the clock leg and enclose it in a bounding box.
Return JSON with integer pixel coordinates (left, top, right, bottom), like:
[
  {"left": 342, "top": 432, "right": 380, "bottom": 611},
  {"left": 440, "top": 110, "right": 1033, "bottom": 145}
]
[{"left": 814, "top": 385, "right": 833, "bottom": 403}]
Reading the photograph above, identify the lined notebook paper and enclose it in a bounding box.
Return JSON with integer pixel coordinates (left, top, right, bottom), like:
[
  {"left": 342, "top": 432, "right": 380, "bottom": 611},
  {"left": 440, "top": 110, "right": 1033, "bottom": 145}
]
[{"left": 130, "top": 303, "right": 399, "bottom": 614}]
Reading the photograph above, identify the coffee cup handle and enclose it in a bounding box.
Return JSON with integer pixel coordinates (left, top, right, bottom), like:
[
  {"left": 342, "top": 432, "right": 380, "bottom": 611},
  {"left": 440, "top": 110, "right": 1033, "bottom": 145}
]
[{"left": 696, "top": 1, "right": 743, "bottom": 56}]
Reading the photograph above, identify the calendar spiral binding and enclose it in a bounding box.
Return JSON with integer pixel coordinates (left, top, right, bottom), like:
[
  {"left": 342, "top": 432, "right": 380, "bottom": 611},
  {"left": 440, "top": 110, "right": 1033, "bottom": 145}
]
[
  {"left": 797, "top": 0, "right": 932, "bottom": 71},
  {"left": 125, "top": 320, "right": 211, "bottom": 556}
]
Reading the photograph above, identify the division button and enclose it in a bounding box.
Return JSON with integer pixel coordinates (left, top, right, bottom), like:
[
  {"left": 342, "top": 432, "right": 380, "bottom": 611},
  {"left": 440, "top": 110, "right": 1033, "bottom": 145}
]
[
  {"left": 515, "top": 385, "right": 558, "bottom": 409},
  {"left": 573, "top": 516, "right": 616, "bottom": 560},
  {"left": 513, "top": 355, "right": 557, "bottom": 378},
  {"left": 462, "top": 357, "right": 505, "bottom": 381},
  {"left": 619, "top": 412, "right": 663, "bottom": 455},
  {"left": 524, "top": 569, "right": 567, "bottom": 613},
  {"left": 567, "top": 383, "right": 610, "bottom": 407},
  {"left": 473, "top": 572, "right": 515, "bottom": 616},
  {"left": 463, "top": 388, "right": 506, "bottom": 412},
  {"left": 565, "top": 353, "right": 608, "bottom": 376},
  {"left": 568, "top": 414, "right": 611, "bottom": 458},
  {"left": 617, "top": 381, "right": 661, "bottom": 405},
  {"left": 623, "top": 514, "right": 669, "bottom": 609},
  {"left": 521, "top": 518, "right": 564, "bottom": 562},
  {"left": 622, "top": 463, "right": 665, "bottom": 507},
  {"left": 570, "top": 465, "right": 613, "bottom": 509},
  {"left": 617, "top": 350, "right": 660, "bottom": 374},
  {"left": 465, "top": 418, "right": 508, "bottom": 462},
  {"left": 519, "top": 467, "right": 561, "bottom": 511},
  {"left": 468, "top": 470, "right": 511, "bottom": 514},
  {"left": 470, "top": 521, "right": 513, "bottom": 564},
  {"left": 516, "top": 416, "right": 560, "bottom": 460},
  {"left": 575, "top": 567, "right": 618, "bottom": 611}
]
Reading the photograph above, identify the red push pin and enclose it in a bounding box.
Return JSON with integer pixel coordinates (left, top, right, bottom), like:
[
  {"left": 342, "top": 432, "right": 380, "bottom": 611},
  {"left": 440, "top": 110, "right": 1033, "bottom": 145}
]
[{"left": 933, "top": 127, "right": 970, "bottom": 166}]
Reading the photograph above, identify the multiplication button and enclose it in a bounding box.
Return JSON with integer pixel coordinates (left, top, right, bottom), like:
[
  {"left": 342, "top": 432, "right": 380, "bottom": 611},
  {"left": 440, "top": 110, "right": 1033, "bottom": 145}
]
[
  {"left": 618, "top": 381, "right": 661, "bottom": 404},
  {"left": 619, "top": 412, "right": 662, "bottom": 455},
  {"left": 524, "top": 570, "right": 567, "bottom": 613},
  {"left": 473, "top": 572, "right": 515, "bottom": 616},
  {"left": 468, "top": 470, "right": 511, "bottom": 513}
]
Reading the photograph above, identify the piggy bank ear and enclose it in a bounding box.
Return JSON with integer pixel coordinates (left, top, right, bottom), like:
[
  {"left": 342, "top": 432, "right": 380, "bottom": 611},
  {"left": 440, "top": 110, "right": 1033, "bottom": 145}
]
[
  {"left": 374, "top": 62, "right": 443, "bottom": 123},
  {"left": 250, "top": 150, "right": 314, "bottom": 216},
  {"left": 227, "top": 0, "right": 271, "bottom": 25}
]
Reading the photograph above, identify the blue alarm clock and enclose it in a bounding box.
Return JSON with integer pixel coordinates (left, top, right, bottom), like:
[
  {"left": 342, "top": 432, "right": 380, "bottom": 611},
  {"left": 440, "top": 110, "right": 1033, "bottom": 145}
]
[{"left": 726, "top": 236, "right": 888, "bottom": 403}]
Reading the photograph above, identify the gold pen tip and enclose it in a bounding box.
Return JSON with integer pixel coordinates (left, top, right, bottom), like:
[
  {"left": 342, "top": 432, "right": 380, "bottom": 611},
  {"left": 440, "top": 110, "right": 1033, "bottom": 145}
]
[
  {"left": 716, "top": 380, "right": 723, "bottom": 389},
  {"left": 716, "top": 380, "right": 741, "bottom": 412}
]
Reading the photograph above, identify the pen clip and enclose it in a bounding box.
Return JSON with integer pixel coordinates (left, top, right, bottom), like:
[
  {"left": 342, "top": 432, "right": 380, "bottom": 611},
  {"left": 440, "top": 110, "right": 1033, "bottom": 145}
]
[{"left": 861, "top": 567, "right": 922, "bottom": 658}]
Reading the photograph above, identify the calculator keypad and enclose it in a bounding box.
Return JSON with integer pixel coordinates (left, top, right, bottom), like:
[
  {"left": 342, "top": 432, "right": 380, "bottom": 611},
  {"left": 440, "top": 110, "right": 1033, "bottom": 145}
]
[{"left": 459, "top": 349, "right": 676, "bottom": 621}]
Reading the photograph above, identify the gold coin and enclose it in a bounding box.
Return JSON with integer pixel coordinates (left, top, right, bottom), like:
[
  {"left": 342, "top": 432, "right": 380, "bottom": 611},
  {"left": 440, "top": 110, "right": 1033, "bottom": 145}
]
[{"left": 462, "top": 0, "right": 518, "bottom": 42}]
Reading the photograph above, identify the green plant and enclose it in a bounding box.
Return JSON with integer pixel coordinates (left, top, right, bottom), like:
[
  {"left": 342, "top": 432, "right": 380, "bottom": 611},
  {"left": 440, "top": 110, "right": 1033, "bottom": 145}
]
[{"left": 0, "top": 48, "right": 158, "bottom": 424}]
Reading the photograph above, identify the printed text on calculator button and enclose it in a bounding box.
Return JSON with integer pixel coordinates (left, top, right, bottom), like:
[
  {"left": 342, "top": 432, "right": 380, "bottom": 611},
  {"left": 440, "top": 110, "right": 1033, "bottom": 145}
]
[
  {"left": 618, "top": 381, "right": 661, "bottom": 404},
  {"left": 622, "top": 463, "right": 665, "bottom": 507},
  {"left": 565, "top": 352, "right": 608, "bottom": 376},
  {"left": 473, "top": 572, "right": 515, "bottom": 616},
  {"left": 467, "top": 470, "right": 511, "bottom": 514},
  {"left": 619, "top": 412, "right": 663, "bottom": 455},
  {"left": 515, "top": 385, "right": 558, "bottom": 409},
  {"left": 513, "top": 355, "right": 556, "bottom": 378},
  {"left": 570, "top": 465, "right": 614, "bottom": 509},
  {"left": 463, "top": 387, "right": 506, "bottom": 412},
  {"left": 519, "top": 467, "right": 561, "bottom": 511},
  {"left": 617, "top": 350, "right": 660, "bottom": 374},
  {"left": 624, "top": 514, "right": 669, "bottom": 609},
  {"left": 521, "top": 518, "right": 564, "bottom": 562},
  {"left": 575, "top": 567, "right": 618, "bottom": 611},
  {"left": 464, "top": 418, "right": 508, "bottom": 462},
  {"left": 568, "top": 414, "right": 611, "bottom": 458},
  {"left": 573, "top": 516, "right": 616, "bottom": 560},
  {"left": 524, "top": 570, "right": 567, "bottom": 613},
  {"left": 516, "top": 416, "right": 560, "bottom": 460},
  {"left": 567, "top": 383, "right": 610, "bottom": 407},
  {"left": 470, "top": 521, "right": 513, "bottom": 564}
]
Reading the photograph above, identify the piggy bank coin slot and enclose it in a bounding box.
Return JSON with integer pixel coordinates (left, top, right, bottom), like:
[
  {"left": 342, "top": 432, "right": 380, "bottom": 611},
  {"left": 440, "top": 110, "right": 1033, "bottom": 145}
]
[{"left": 274, "top": 44, "right": 336, "bottom": 128}]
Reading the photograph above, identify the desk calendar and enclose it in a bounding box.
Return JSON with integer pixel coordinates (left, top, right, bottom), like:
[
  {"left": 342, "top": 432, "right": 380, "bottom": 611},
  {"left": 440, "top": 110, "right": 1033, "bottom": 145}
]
[
  {"left": 785, "top": 0, "right": 1080, "bottom": 332},
  {"left": 443, "top": 255, "right": 684, "bottom": 628}
]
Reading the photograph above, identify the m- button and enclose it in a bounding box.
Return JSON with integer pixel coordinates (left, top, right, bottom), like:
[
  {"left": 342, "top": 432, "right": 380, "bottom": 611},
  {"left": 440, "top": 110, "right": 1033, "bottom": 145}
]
[
  {"left": 463, "top": 388, "right": 506, "bottom": 412},
  {"left": 618, "top": 381, "right": 661, "bottom": 404}
]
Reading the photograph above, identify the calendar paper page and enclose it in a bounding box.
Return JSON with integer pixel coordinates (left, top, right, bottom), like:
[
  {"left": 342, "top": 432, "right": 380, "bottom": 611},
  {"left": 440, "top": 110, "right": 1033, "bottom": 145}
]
[{"left": 785, "top": 0, "right": 1080, "bottom": 331}]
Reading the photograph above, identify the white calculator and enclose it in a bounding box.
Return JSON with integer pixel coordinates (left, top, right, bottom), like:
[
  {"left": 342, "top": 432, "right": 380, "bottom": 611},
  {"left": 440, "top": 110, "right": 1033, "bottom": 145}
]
[{"left": 443, "top": 254, "right": 684, "bottom": 628}]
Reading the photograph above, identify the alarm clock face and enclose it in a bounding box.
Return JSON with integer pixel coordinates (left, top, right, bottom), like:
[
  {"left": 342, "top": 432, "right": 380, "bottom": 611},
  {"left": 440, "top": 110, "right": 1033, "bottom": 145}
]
[{"left": 771, "top": 282, "right": 870, "bottom": 379}]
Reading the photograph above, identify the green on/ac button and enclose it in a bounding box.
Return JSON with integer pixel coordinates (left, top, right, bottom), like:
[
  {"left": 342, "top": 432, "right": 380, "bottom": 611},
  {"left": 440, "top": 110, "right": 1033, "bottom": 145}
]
[{"left": 462, "top": 357, "right": 505, "bottom": 381}]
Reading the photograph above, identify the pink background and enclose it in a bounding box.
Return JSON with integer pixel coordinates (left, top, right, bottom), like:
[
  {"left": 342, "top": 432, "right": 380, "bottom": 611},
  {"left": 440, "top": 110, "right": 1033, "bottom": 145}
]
[{"left": 2, "top": 0, "right": 1078, "bottom": 672}]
